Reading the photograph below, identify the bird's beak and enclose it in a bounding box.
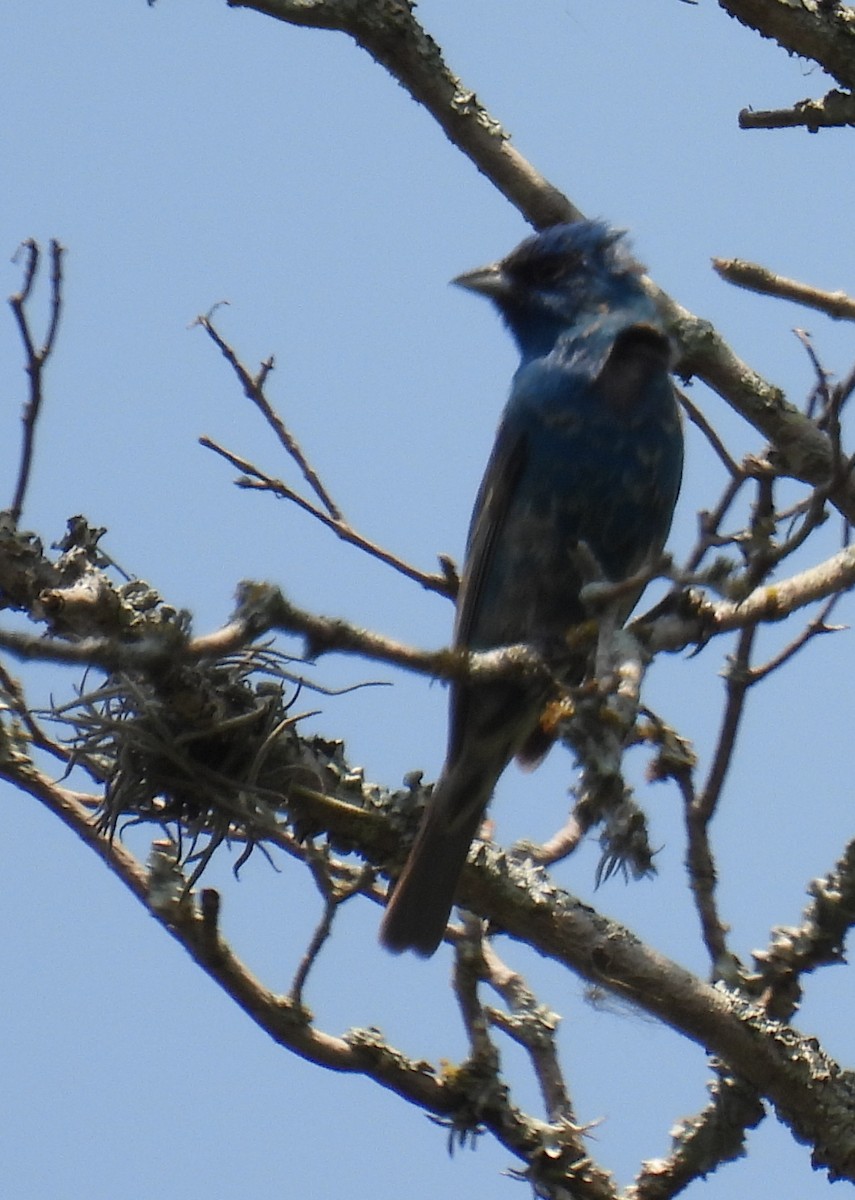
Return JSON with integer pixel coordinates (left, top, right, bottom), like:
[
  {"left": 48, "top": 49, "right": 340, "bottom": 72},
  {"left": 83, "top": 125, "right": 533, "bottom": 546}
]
[{"left": 451, "top": 262, "right": 511, "bottom": 299}]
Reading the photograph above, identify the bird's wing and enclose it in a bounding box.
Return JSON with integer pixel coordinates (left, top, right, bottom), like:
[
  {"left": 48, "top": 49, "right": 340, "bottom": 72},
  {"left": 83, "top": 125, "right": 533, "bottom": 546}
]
[
  {"left": 593, "top": 322, "right": 673, "bottom": 412},
  {"left": 454, "top": 418, "right": 528, "bottom": 652}
]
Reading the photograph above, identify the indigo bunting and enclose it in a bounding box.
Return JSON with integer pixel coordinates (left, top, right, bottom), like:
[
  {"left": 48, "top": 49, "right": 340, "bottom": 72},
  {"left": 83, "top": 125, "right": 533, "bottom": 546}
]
[{"left": 380, "top": 221, "right": 683, "bottom": 957}]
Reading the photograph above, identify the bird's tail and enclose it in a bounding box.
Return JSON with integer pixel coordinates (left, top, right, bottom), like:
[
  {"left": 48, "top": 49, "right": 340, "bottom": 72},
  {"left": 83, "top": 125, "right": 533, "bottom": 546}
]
[{"left": 379, "top": 768, "right": 491, "bottom": 958}]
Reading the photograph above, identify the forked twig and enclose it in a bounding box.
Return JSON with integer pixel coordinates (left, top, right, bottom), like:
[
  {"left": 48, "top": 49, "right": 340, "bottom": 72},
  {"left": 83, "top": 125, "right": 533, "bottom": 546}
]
[
  {"left": 200, "top": 435, "right": 454, "bottom": 596},
  {"left": 8, "top": 239, "right": 65, "bottom": 524},
  {"left": 196, "top": 307, "right": 341, "bottom": 517},
  {"left": 196, "top": 311, "right": 456, "bottom": 598}
]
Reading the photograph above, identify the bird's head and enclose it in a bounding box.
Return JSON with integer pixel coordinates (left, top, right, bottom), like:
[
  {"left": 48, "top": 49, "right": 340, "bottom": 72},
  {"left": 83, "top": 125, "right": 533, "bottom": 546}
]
[{"left": 453, "top": 220, "right": 652, "bottom": 360}]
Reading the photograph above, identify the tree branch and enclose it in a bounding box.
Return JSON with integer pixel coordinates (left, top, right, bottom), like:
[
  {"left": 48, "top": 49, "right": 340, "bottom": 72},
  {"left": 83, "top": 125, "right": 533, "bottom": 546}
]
[
  {"left": 751, "top": 836, "right": 855, "bottom": 1022},
  {"left": 718, "top": 0, "right": 855, "bottom": 94},
  {"left": 196, "top": 308, "right": 342, "bottom": 516},
  {"left": 739, "top": 89, "right": 855, "bottom": 132},
  {"left": 460, "top": 844, "right": 855, "bottom": 1181},
  {"left": 626, "top": 1069, "right": 765, "bottom": 1200},
  {"left": 229, "top": 0, "right": 577, "bottom": 229},
  {"left": 200, "top": 436, "right": 454, "bottom": 597},
  {"left": 713, "top": 257, "right": 855, "bottom": 320}
]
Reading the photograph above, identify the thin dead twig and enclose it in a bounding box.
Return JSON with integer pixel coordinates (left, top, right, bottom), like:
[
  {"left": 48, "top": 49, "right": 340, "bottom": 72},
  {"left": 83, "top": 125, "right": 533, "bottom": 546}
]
[
  {"left": 8, "top": 239, "right": 65, "bottom": 524},
  {"left": 197, "top": 307, "right": 341, "bottom": 517},
  {"left": 196, "top": 311, "right": 455, "bottom": 597},
  {"left": 679, "top": 390, "right": 743, "bottom": 479},
  {"left": 201, "top": 435, "right": 453, "bottom": 596}
]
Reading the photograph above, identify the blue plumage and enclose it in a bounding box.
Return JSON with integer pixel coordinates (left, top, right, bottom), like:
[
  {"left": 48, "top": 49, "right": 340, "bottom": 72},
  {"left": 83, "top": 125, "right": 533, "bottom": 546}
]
[{"left": 380, "top": 221, "right": 683, "bottom": 956}]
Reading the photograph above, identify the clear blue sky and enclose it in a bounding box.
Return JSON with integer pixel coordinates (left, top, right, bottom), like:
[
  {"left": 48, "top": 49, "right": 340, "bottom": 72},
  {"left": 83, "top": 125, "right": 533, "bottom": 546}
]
[{"left": 3, "top": 3, "right": 855, "bottom": 1197}]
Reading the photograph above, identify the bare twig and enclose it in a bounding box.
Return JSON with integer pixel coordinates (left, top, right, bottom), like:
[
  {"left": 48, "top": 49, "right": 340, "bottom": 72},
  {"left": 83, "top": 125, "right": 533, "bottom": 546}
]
[
  {"left": 290, "top": 849, "right": 375, "bottom": 1007},
  {"left": 749, "top": 595, "right": 843, "bottom": 684},
  {"left": 290, "top": 889, "right": 338, "bottom": 1010},
  {"left": 767, "top": 489, "right": 830, "bottom": 570},
  {"left": 197, "top": 307, "right": 341, "bottom": 517},
  {"left": 453, "top": 918, "right": 500, "bottom": 1067},
  {"left": 0, "top": 660, "right": 73, "bottom": 766},
  {"left": 683, "top": 600, "right": 757, "bottom": 967},
  {"left": 647, "top": 539, "right": 855, "bottom": 655},
  {"left": 200, "top": 436, "right": 453, "bottom": 597},
  {"left": 480, "top": 941, "right": 578, "bottom": 1129},
  {"left": 683, "top": 632, "right": 757, "bottom": 970},
  {"left": 795, "top": 329, "right": 834, "bottom": 423},
  {"left": 8, "top": 239, "right": 65, "bottom": 523},
  {"left": 713, "top": 258, "right": 855, "bottom": 322},
  {"left": 679, "top": 390, "right": 743, "bottom": 478},
  {"left": 684, "top": 475, "right": 747, "bottom": 575},
  {"left": 523, "top": 808, "right": 590, "bottom": 866},
  {"left": 833, "top": 360, "right": 855, "bottom": 413},
  {"left": 451, "top": 927, "right": 615, "bottom": 1197},
  {"left": 197, "top": 311, "right": 455, "bottom": 597},
  {"left": 697, "top": 621, "right": 756, "bottom": 821},
  {"left": 678, "top": 760, "right": 731, "bottom": 975}
]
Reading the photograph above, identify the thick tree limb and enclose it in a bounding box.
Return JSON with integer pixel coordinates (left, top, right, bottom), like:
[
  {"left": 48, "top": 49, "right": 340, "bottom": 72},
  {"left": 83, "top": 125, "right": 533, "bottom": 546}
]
[
  {"left": 7, "top": 722, "right": 855, "bottom": 1183},
  {"left": 228, "top": 0, "right": 577, "bottom": 228},
  {"left": 718, "top": 0, "right": 855, "bottom": 94}
]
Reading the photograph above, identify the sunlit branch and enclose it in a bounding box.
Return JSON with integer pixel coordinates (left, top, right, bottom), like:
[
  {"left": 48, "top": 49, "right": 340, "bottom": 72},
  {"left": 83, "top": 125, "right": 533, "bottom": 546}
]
[
  {"left": 739, "top": 89, "right": 855, "bottom": 133},
  {"left": 713, "top": 257, "right": 855, "bottom": 321}
]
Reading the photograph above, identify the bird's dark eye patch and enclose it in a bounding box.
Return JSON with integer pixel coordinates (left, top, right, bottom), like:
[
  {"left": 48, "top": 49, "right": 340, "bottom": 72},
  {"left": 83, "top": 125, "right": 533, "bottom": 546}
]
[{"left": 511, "top": 251, "right": 581, "bottom": 290}]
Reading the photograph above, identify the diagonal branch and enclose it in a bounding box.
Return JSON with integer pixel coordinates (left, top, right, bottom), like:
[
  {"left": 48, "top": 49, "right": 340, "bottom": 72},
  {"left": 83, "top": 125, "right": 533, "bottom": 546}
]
[
  {"left": 230, "top": 0, "right": 855, "bottom": 528},
  {"left": 626, "top": 1069, "right": 765, "bottom": 1200},
  {"left": 196, "top": 308, "right": 342, "bottom": 517},
  {"left": 200, "top": 435, "right": 454, "bottom": 596},
  {"left": 229, "top": 0, "right": 577, "bottom": 229},
  {"left": 3, "top": 752, "right": 616, "bottom": 1192},
  {"left": 717, "top": 0, "right": 855, "bottom": 94},
  {"left": 457, "top": 845, "right": 855, "bottom": 1183}
]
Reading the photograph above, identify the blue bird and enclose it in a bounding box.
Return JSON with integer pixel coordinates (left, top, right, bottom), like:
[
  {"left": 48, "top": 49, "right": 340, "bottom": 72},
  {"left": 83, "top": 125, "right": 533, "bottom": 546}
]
[{"left": 380, "top": 220, "right": 683, "bottom": 957}]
